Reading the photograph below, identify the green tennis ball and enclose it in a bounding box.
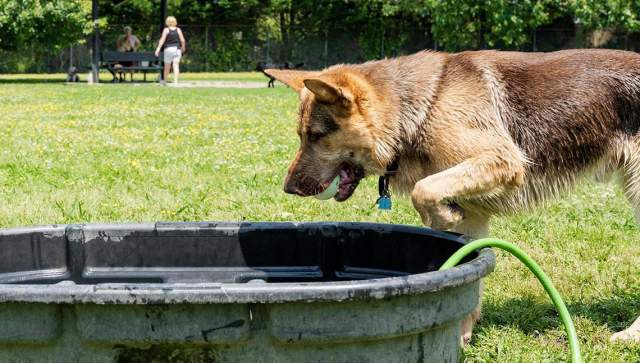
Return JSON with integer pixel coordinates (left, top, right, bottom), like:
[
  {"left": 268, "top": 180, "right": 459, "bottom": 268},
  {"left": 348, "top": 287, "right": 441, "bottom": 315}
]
[{"left": 314, "top": 175, "right": 340, "bottom": 200}]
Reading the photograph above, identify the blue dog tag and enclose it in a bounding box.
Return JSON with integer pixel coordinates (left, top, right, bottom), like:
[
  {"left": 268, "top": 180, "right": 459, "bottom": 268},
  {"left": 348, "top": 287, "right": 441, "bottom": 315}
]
[
  {"left": 377, "top": 171, "right": 395, "bottom": 211},
  {"left": 377, "top": 195, "right": 392, "bottom": 210}
]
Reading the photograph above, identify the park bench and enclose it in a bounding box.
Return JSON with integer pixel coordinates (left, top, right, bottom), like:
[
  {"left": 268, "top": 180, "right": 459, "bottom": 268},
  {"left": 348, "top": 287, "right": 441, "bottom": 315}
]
[{"left": 101, "top": 51, "right": 162, "bottom": 82}]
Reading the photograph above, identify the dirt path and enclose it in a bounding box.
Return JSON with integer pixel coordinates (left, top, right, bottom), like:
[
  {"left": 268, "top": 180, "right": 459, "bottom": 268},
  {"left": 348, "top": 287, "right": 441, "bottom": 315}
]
[{"left": 168, "top": 80, "right": 267, "bottom": 88}]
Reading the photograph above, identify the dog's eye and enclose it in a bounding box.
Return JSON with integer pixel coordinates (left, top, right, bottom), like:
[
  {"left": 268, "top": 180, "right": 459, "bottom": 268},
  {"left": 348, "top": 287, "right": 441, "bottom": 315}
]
[{"left": 308, "top": 131, "right": 327, "bottom": 142}]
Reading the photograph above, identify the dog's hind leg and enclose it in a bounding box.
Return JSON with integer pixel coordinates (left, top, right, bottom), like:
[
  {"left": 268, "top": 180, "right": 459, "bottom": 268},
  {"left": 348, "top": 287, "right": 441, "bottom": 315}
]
[
  {"left": 452, "top": 212, "right": 490, "bottom": 239},
  {"left": 611, "top": 136, "right": 640, "bottom": 342},
  {"left": 453, "top": 213, "right": 490, "bottom": 345}
]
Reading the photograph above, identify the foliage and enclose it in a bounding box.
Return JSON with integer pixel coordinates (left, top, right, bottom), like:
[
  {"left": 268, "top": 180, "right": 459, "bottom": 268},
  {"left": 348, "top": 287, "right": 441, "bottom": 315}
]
[
  {"left": 418, "top": 0, "right": 560, "bottom": 51},
  {"left": 483, "top": 0, "right": 558, "bottom": 48},
  {"left": 5, "top": 0, "right": 640, "bottom": 71},
  {"left": 196, "top": 30, "right": 255, "bottom": 72},
  {"left": 0, "top": 0, "right": 91, "bottom": 51},
  {"left": 572, "top": 0, "right": 640, "bottom": 32}
]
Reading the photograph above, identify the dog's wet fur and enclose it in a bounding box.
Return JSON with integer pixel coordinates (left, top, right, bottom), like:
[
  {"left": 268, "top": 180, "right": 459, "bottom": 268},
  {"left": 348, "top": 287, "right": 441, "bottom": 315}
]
[{"left": 265, "top": 49, "right": 640, "bottom": 343}]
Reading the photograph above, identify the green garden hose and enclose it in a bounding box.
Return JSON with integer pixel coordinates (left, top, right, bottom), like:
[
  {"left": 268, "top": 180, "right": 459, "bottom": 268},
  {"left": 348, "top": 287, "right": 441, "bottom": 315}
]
[{"left": 439, "top": 238, "right": 582, "bottom": 363}]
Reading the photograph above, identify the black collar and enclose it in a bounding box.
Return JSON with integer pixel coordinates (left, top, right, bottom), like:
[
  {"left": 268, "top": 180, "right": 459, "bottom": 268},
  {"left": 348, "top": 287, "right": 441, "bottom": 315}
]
[
  {"left": 385, "top": 157, "right": 400, "bottom": 176},
  {"left": 378, "top": 156, "right": 400, "bottom": 200}
]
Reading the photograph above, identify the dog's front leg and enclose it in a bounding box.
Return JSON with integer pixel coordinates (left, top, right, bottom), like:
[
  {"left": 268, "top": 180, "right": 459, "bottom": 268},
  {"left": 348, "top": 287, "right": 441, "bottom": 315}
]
[
  {"left": 411, "top": 152, "right": 524, "bottom": 344},
  {"left": 411, "top": 153, "right": 524, "bottom": 230}
]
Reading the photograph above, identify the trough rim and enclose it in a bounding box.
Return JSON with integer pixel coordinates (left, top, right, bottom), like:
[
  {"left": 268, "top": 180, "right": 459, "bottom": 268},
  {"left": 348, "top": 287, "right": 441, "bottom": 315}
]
[{"left": 0, "top": 221, "right": 495, "bottom": 304}]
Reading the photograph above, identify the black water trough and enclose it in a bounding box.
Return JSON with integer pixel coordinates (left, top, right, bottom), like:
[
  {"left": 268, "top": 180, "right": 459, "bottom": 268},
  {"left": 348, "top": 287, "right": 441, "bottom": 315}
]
[{"left": 0, "top": 222, "right": 494, "bottom": 362}]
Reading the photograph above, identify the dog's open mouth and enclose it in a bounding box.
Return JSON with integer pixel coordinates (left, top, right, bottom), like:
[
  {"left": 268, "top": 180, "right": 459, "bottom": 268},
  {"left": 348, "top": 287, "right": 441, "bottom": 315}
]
[{"left": 323, "top": 163, "right": 364, "bottom": 202}]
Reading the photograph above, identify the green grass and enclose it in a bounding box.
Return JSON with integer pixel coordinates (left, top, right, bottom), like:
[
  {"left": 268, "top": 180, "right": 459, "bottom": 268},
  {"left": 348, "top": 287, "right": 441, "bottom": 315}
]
[{"left": 0, "top": 80, "right": 639, "bottom": 362}]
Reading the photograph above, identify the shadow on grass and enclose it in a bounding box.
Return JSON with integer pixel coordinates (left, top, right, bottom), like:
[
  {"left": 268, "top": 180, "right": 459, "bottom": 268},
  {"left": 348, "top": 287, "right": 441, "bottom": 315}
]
[
  {"left": 0, "top": 79, "right": 162, "bottom": 85},
  {"left": 0, "top": 78, "right": 66, "bottom": 84},
  {"left": 478, "top": 290, "right": 640, "bottom": 334}
]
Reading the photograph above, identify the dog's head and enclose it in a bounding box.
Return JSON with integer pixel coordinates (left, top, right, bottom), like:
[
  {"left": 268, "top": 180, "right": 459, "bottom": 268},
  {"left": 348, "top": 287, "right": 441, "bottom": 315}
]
[{"left": 265, "top": 68, "right": 390, "bottom": 201}]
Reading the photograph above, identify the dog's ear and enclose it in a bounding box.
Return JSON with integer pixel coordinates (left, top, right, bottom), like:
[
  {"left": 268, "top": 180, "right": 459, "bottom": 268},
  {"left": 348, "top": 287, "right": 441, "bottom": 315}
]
[
  {"left": 303, "top": 77, "right": 353, "bottom": 106},
  {"left": 263, "top": 69, "right": 318, "bottom": 92}
]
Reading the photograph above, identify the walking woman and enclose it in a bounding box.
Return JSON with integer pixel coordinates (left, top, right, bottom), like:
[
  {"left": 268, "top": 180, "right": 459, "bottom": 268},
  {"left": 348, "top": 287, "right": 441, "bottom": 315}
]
[{"left": 154, "top": 16, "right": 186, "bottom": 85}]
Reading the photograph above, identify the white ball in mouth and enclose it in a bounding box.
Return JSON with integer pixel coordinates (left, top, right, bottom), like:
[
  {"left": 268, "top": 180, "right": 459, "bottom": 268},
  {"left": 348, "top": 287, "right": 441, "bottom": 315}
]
[{"left": 314, "top": 175, "right": 340, "bottom": 200}]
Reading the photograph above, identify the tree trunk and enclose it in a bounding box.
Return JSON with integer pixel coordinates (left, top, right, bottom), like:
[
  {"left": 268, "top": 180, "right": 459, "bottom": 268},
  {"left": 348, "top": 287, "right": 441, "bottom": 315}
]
[
  {"left": 288, "top": 4, "right": 295, "bottom": 60},
  {"left": 280, "top": 11, "right": 288, "bottom": 62}
]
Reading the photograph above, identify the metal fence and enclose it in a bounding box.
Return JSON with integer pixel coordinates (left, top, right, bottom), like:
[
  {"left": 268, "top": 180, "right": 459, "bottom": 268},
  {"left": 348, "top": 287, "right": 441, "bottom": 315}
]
[{"left": 3, "top": 24, "right": 640, "bottom": 74}]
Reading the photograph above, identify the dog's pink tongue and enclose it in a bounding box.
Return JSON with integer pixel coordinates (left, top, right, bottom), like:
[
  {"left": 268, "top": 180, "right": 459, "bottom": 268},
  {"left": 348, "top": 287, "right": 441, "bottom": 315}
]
[
  {"left": 335, "top": 169, "right": 353, "bottom": 201},
  {"left": 340, "top": 169, "right": 349, "bottom": 183}
]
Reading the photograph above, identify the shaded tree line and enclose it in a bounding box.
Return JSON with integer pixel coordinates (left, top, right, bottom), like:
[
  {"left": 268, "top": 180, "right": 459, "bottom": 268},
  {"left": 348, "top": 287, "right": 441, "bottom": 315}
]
[{"left": 1, "top": 0, "right": 640, "bottom": 72}]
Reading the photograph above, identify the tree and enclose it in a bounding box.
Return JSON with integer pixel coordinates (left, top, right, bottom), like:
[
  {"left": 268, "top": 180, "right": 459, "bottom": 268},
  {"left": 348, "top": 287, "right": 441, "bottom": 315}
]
[
  {"left": 0, "top": 0, "right": 91, "bottom": 51},
  {"left": 426, "top": 0, "right": 560, "bottom": 51},
  {"left": 572, "top": 0, "right": 640, "bottom": 32}
]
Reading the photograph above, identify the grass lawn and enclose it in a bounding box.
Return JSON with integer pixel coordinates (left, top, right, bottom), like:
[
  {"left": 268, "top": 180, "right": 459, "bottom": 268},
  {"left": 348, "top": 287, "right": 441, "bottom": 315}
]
[
  {"left": 0, "top": 78, "right": 639, "bottom": 362},
  {"left": 0, "top": 71, "right": 266, "bottom": 83}
]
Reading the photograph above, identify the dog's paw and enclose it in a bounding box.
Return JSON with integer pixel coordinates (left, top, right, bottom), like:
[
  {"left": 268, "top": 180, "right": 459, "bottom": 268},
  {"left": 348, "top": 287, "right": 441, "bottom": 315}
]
[
  {"left": 429, "top": 203, "right": 464, "bottom": 230},
  {"left": 414, "top": 203, "right": 464, "bottom": 231},
  {"left": 411, "top": 181, "right": 464, "bottom": 230},
  {"left": 460, "top": 306, "right": 481, "bottom": 346}
]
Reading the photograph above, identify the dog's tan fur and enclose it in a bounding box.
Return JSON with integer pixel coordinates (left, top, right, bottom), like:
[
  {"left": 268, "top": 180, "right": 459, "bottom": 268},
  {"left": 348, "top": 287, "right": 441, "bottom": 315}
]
[{"left": 266, "top": 49, "right": 640, "bottom": 343}]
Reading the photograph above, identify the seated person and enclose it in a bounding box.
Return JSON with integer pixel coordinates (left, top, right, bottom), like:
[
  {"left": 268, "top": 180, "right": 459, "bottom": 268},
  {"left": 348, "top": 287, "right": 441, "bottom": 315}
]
[{"left": 115, "top": 26, "right": 141, "bottom": 82}]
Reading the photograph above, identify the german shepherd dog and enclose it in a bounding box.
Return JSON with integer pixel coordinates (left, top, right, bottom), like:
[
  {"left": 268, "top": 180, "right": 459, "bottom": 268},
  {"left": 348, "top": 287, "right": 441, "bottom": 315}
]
[{"left": 265, "top": 49, "right": 640, "bottom": 343}]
